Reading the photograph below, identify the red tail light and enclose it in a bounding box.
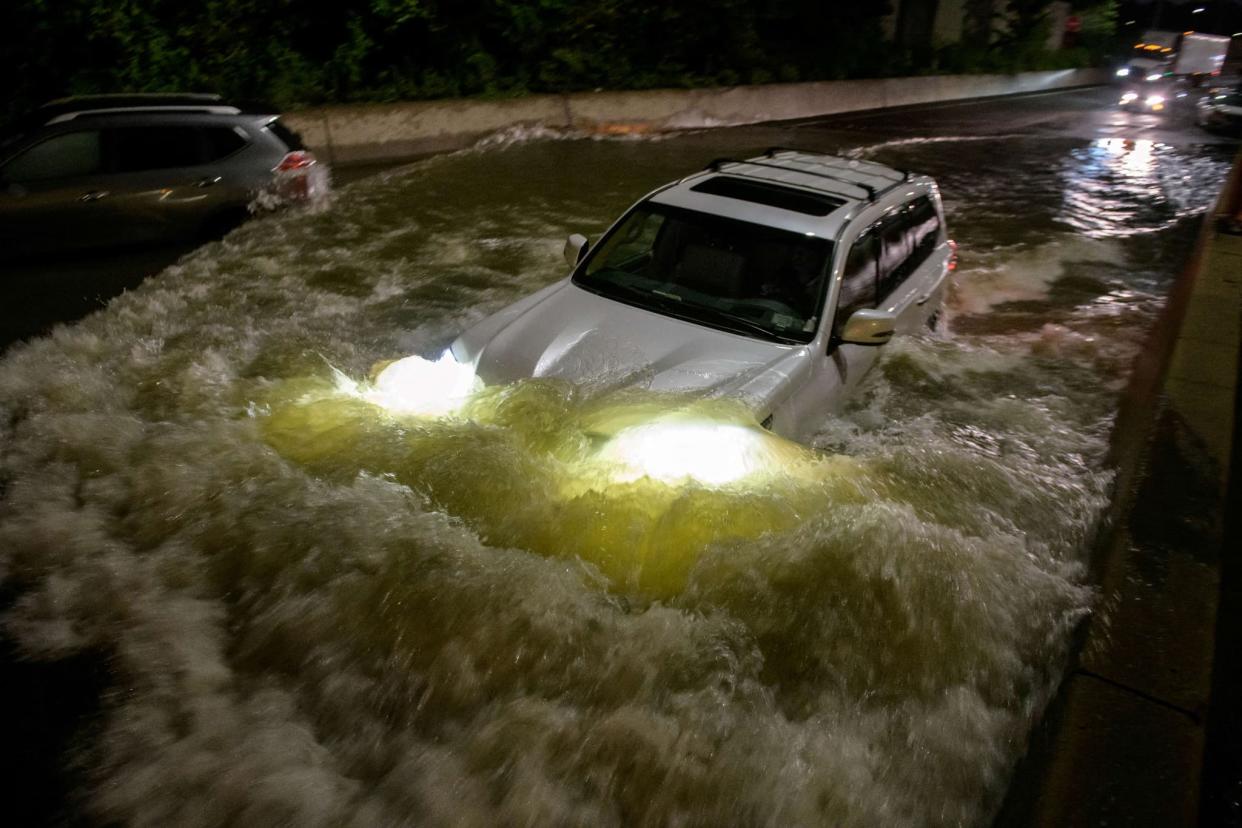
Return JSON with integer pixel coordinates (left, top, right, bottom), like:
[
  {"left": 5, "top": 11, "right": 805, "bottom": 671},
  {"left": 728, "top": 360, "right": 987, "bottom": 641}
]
[
  {"left": 947, "top": 239, "right": 958, "bottom": 271},
  {"left": 276, "top": 150, "right": 316, "bottom": 172}
]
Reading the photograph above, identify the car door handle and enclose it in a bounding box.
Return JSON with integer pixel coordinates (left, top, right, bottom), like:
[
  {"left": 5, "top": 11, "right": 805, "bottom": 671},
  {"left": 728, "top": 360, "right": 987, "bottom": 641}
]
[
  {"left": 79, "top": 190, "right": 109, "bottom": 202},
  {"left": 195, "top": 176, "right": 222, "bottom": 188}
]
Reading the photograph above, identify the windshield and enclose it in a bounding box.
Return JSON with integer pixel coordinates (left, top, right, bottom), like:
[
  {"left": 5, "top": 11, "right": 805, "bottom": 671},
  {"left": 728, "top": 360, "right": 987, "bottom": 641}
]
[{"left": 573, "top": 203, "right": 832, "bottom": 344}]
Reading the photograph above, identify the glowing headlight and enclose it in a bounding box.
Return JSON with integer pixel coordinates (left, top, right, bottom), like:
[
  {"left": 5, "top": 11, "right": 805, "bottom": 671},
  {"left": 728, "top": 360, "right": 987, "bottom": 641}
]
[
  {"left": 1145, "top": 94, "right": 1165, "bottom": 107},
  {"left": 1120, "top": 91, "right": 1138, "bottom": 103},
  {"left": 358, "top": 351, "right": 481, "bottom": 416},
  {"left": 1115, "top": 68, "right": 1130, "bottom": 77},
  {"left": 1145, "top": 73, "right": 1163, "bottom": 82},
  {"left": 598, "top": 420, "right": 781, "bottom": 486}
]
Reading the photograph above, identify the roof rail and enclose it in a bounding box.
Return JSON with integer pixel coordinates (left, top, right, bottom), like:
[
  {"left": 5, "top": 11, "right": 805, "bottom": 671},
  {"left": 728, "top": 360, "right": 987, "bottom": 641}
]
[
  {"left": 763, "top": 146, "right": 909, "bottom": 183},
  {"left": 45, "top": 93, "right": 224, "bottom": 106},
  {"left": 706, "top": 157, "right": 877, "bottom": 200},
  {"left": 45, "top": 105, "right": 241, "bottom": 125}
]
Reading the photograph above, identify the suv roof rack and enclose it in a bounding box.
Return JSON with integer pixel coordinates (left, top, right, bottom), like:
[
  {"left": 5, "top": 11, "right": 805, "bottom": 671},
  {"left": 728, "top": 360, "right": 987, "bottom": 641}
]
[
  {"left": 35, "top": 94, "right": 241, "bottom": 125},
  {"left": 763, "top": 147, "right": 910, "bottom": 184},
  {"left": 761, "top": 148, "right": 915, "bottom": 201},
  {"left": 706, "top": 157, "right": 880, "bottom": 200}
]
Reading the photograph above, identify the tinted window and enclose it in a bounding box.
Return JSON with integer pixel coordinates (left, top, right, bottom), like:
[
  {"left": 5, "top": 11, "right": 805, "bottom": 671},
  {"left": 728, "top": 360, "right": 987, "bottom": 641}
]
[
  {"left": 906, "top": 197, "right": 941, "bottom": 272},
  {"left": 873, "top": 197, "right": 942, "bottom": 299},
  {"left": 877, "top": 213, "right": 913, "bottom": 298},
  {"left": 204, "top": 127, "right": 247, "bottom": 161},
  {"left": 834, "top": 232, "right": 878, "bottom": 337},
  {"left": 108, "top": 126, "right": 204, "bottom": 172},
  {"left": 690, "top": 176, "right": 845, "bottom": 216},
  {"left": 265, "top": 120, "right": 304, "bottom": 151},
  {"left": 3, "top": 131, "right": 103, "bottom": 181}
]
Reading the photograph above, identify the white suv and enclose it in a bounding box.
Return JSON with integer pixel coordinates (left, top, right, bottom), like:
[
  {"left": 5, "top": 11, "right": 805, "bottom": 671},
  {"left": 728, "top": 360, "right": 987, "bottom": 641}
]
[{"left": 450, "top": 149, "right": 953, "bottom": 443}]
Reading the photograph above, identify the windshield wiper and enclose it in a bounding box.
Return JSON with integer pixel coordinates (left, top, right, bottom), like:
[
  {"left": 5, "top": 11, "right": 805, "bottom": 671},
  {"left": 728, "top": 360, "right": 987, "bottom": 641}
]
[
  {"left": 678, "top": 303, "right": 801, "bottom": 343},
  {"left": 577, "top": 276, "right": 800, "bottom": 343},
  {"left": 577, "top": 277, "right": 681, "bottom": 309}
]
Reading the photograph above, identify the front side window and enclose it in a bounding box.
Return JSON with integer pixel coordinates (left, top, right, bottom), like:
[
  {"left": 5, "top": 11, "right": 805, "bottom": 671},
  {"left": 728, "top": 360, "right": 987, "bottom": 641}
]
[
  {"left": 575, "top": 204, "right": 833, "bottom": 344},
  {"left": 834, "top": 232, "right": 879, "bottom": 338},
  {"left": 2, "top": 131, "right": 102, "bottom": 182}
]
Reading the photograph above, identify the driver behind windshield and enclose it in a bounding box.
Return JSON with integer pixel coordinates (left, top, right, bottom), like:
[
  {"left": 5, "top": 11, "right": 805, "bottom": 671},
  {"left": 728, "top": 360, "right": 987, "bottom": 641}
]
[{"left": 577, "top": 203, "right": 831, "bottom": 342}]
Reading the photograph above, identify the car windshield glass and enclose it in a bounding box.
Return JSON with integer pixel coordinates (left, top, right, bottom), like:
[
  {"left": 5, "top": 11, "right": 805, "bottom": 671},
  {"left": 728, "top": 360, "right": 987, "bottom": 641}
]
[{"left": 573, "top": 204, "right": 832, "bottom": 344}]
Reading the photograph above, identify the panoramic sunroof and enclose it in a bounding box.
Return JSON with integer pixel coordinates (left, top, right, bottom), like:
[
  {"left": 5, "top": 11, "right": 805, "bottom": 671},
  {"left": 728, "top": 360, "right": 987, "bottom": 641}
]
[{"left": 690, "top": 175, "right": 845, "bottom": 216}]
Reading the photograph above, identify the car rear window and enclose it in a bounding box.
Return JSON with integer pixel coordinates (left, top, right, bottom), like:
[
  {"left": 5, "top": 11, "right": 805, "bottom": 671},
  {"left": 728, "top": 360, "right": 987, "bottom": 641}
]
[
  {"left": 265, "top": 119, "right": 304, "bottom": 151},
  {"left": 690, "top": 176, "right": 845, "bottom": 216}
]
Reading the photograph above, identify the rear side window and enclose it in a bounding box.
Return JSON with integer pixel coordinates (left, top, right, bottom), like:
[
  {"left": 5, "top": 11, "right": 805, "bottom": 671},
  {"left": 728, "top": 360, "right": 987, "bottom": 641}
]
[
  {"left": 905, "top": 197, "right": 941, "bottom": 274},
  {"left": 877, "top": 214, "right": 913, "bottom": 298},
  {"left": 3, "top": 131, "right": 103, "bottom": 181},
  {"left": 265, "top": 120, "right": 304, "bottom": 151},
  {"left": 834, "top": 231, "right": 878, "bottom": 337},
  {"left": 104, "top": 125, "right": 249, "bottom": 172},
  {"left": 108, "top": 126, "right": 204, "bottom": 172},
  {"left": 203, "top": 127, "right": 247, "bottom": 161},
  {"left": 875, "top": 195, "right": 941, "bottom": 299}
]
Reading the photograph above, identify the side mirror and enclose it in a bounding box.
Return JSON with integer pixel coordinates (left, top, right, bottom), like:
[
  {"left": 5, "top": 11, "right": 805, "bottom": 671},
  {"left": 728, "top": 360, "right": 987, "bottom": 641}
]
[
  {"left": 838, "top": 308, "right": 896, "bottom": 346},
  {"left": 563, "top": 233, "right": 589, "bottom": 267}
]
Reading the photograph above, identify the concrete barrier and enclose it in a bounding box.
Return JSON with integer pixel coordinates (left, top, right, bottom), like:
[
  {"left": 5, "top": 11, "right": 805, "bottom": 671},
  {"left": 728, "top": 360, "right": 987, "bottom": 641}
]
[{"left": 284, "top": 68, "right": 1109, "bottom": 165}]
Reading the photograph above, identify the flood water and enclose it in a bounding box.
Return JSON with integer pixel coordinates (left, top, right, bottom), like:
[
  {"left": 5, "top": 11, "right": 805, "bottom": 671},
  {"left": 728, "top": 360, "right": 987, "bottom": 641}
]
[{"left": 0, "top": 115, "right": 1232, "bottom": 826}]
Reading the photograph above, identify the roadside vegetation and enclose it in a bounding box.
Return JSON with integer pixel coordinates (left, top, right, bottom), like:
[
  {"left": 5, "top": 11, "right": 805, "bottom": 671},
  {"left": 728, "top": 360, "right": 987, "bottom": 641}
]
[{"left": 2, "top": 0, "right": 1120, "bottom": 123}]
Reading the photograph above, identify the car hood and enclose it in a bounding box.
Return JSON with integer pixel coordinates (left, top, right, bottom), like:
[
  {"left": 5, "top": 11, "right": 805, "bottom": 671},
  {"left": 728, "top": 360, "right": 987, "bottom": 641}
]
[{"left": 453, "top": 282, "right": 811, "bottom": 411}]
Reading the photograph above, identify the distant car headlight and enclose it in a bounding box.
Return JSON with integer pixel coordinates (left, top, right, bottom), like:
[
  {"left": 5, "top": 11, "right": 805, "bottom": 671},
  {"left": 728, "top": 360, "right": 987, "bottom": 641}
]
[
  {"left": 1116, "top": 67, "right": 1130, "bottom": 77},
  {"left": 1145, "top": 73, "right": 1163, "bottom": 82},
  {"left": 1120, "top": 91, "right": 1139, "bottom": 103},
  {"left": 1146, "top": 94, "right": 1165, "bottom": 107}
]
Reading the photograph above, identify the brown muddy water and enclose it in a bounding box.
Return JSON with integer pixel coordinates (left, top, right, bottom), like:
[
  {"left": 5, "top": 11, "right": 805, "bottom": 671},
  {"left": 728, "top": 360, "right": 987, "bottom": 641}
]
[{"left": 0, "top": 124, "right": 1232, "bottom": 826}]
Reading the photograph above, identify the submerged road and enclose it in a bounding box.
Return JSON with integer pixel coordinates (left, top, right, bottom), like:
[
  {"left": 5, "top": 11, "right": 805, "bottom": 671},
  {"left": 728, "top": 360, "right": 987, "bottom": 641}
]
[{"left": 0, "top": 85, "right": 1236, "bottom": 827}]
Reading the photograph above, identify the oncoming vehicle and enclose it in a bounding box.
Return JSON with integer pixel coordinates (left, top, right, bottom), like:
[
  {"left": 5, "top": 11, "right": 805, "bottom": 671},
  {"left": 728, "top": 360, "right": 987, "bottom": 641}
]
[
  {"left": 449, "top": 149, "right": 954, "bottom": 444},
  {"left": 1119, "top": 85, "right": 1174, "bottom": 113},
  {"left": 0, "top": 93, "right": 320, "bottom": 258},
  {"left": 1116, "top": 30, "right": 1229, "bottom": 85}
]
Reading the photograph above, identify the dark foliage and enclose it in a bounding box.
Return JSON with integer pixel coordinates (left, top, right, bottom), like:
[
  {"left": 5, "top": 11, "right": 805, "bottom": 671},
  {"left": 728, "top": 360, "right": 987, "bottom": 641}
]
[{"left": 0, "top": 0, "right": 1110, "bottom": 123}]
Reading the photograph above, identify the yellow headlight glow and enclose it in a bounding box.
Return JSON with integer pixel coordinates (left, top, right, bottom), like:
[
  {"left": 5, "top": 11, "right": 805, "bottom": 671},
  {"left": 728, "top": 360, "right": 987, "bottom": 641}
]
[
  {"left": 341, "top": 351, "right": 482, "bottom": 417},
  {"left": 596, "top": 419, "right": 792, "bottom": 487}
]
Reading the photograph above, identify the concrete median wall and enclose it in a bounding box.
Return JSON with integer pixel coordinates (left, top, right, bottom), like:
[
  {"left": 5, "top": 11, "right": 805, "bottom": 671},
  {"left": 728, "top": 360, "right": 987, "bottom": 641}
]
[{"left": 284, "top": 68, "right": 1109, "bottom": 166}]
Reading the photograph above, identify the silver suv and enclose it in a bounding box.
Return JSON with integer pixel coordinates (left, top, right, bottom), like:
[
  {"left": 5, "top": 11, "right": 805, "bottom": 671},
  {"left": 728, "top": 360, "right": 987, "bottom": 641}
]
[
  {"left": 0, "top": 94, "right": 320, "bottom": 257},
  {"left": 448, "top": 149, "right": 954, "bottom": 445}
]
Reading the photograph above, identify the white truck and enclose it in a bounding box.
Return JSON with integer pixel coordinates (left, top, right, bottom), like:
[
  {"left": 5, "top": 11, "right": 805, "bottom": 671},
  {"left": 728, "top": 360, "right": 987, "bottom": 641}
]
[{"left": 1119, "top": 30, "right": 1229, "bottom": 84}]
